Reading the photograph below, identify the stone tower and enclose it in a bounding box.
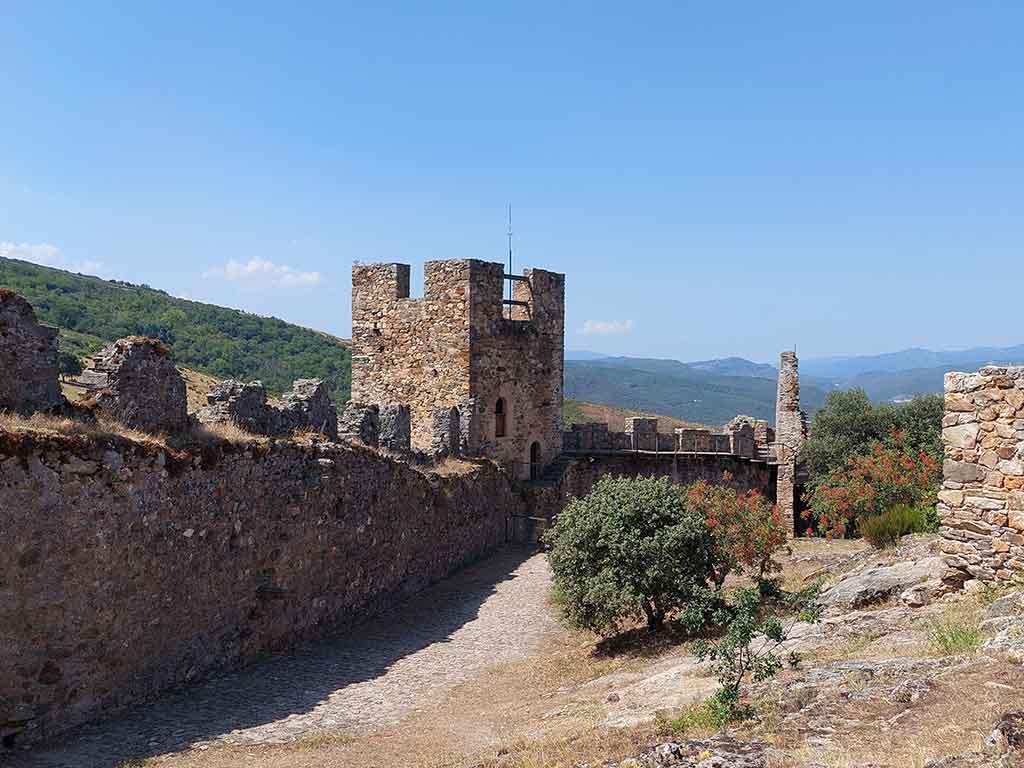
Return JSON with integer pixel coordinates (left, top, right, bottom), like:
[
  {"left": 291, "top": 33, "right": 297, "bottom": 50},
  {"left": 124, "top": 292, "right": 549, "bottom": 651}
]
[
  {"left": 351, "top": 259, "right": 565, "bottom": 475},
  {"left": 774, "top": 351, "right": 807, "bottom": 536}
]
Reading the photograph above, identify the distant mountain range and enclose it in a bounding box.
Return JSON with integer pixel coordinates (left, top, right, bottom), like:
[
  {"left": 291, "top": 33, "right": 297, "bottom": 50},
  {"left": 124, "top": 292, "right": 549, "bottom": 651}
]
[{"left": 566, "top": 343, "right": 1024, "bottom": 425}]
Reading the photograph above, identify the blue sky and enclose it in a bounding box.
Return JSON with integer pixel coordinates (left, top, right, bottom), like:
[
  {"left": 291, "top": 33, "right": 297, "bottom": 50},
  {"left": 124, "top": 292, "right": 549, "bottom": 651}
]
[{"left": 2, "top": 2, "right": 1021, "bottom": 362}]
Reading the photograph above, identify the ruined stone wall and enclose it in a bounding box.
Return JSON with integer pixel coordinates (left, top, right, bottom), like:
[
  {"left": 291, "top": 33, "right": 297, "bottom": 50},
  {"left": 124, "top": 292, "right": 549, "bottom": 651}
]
[
  {"left": 81, "top": 337, "right": 188, "bottom": 434},
  {"left": 0, "top": 290, "right": 62, "bottom": 415},
  {"left": 0, "top": 431, "right": 515, "bottom": 746},
  {"left": 197, "top": 378, "right": 338, "bottom": 439},
  {"left": 351, "top": 260, "right": 564, "bottom": 469},
  {"left": 939, "top": 366, "right": 1024, "bottom": 586}
]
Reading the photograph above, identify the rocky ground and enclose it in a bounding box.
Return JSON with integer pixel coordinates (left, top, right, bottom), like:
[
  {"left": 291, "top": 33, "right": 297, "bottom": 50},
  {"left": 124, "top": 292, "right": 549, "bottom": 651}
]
[{"left": 11, "top": 536, "right": 1024, "bottom": 768}]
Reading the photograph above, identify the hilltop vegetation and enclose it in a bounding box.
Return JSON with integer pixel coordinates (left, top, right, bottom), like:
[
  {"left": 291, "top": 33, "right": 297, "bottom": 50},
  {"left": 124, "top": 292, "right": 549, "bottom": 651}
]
[{"left": 0, "top": 258, "right": 351, "bottom": 403}]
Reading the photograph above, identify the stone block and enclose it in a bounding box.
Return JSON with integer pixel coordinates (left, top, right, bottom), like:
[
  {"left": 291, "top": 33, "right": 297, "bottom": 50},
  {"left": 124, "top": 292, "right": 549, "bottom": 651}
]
[
  {"left": 378, "top": 404, "right": 411, "bottom": 452},
  {"left": 85, "top": 337, "right": 188, "bottom": 434},
  {"left": 943, "top": 423, "right": 979, "bottom": 449},
  {"left": 339, "top": 402, "right": 380, "bottom": 447}
]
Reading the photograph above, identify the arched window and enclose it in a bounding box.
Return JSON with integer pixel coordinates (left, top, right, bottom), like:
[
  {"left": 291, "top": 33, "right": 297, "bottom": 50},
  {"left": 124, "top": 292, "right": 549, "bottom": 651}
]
[
  {"left": 495, "top": 397, "right": 507, "bottom": 438},
  {"left": 530, "top": 441, "right": 542, "bottom": 480}
]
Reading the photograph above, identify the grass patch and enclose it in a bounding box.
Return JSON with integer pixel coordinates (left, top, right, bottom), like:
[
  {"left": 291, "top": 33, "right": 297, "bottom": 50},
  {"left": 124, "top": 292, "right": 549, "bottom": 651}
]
[
  {"left": 926, "top": 607, "right": 983, "bottom": 656},
  {"left": 656, "top": 700, "right": 731, "bottom": 738}
]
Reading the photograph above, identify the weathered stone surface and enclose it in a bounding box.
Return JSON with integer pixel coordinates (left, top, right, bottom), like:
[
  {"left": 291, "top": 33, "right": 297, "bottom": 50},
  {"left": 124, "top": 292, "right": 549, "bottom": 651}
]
[
  {"left": 0, "top": 290, "right": 63, "bottom": 415},
  {"left": 773, "top": 351, "right": 807, "bottom": 538},
  {"left": 339, "top": 401, "right": 380, "bottom": 447},
  {"left": 819, "top": 557, "right": 944, "bottom": 610},
  {"left": 84, "top": 337, "right": 188, "bottom": 434},
  {"left": 378, "top": 403, "right": 411, "bottom": 452},
  {"left": 942, "top": 366, "right": 1024, "bottom": 586},
  {"left": 280, "top": 378, "right": 338, "bottom": 438},
  {"left": 197, "top": 380, "right": 281, "bottom": 435},
  {"left": 431, "top": 405, "right": 461, "bottom": 456},
  {"left": 0, "top": 431, "right": 514, "bottom": 746},
  {"left": 587, "top": 738, "right": 777, "bottom": 768}
]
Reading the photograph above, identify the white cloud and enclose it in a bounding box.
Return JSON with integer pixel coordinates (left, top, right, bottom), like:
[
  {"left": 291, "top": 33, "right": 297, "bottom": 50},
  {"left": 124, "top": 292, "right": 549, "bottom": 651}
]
[
  {"left": 203, "top": 258, "right": 321, "bottom": 288},
  {"left": 0, "top": 241, "right": 108, "bottom": 277},
  {"left": 580, "top": 319, "right": 634, "bottom": 336}
]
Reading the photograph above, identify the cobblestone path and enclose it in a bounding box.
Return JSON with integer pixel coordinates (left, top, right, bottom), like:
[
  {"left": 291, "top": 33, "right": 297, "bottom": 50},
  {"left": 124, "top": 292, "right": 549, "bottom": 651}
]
[{"left": 11, "top": 549, "right": 556, "bottom": 768}]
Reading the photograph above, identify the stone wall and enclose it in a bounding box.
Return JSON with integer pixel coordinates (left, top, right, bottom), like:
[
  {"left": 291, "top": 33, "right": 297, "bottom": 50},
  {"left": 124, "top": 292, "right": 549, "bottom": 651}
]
[
  {"left": 0, "top": 289, "right": 62, "bottom": 415},
  {"left": 0, "top": 430, "right": 515, "bottom": 746},
  {"left": 197, "top": 378, "right": 338, "bottom": 438},
  {"left": 80, "top": 337, "right": 188, "bottom": 434},
  {"left": 516, "top": 451, "right": 776, "bottom": 542},
  {"left": 563, "top": 418, "right": 769, "bottom": 458},
  {"left": 939, "top": 366, "right": 1024, "bottom": 586},
  {"left": 351, "top": 259, "right": 564, "bottom": 469}
]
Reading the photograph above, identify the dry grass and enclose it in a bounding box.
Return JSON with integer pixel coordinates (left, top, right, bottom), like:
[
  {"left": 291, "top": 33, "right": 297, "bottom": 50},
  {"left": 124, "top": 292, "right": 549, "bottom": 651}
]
[
  {"left": 0, "top": 410, "right": 265, "bottom": 453},
  {"left": 428, "top": 457, "right": 484, "bottom": 476}
]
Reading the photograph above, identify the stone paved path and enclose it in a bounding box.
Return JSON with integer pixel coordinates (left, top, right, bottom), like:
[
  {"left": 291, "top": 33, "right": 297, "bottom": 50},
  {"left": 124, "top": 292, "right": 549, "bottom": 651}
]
[{"left": 10, "top": 549, "right": 556, "bottom": 768}]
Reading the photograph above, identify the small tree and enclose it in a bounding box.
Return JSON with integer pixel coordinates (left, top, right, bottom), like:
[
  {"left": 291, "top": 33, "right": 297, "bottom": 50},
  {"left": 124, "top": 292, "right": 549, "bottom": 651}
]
[
  {"left": 694, "top": 584, "right": 822, "bottom": 721},
  {"left": 545, "top": 475, "right": 715, "bottom": 633},
  {"left": 683, "top": 480, "right": 787, "bottom": 589},
  {"left": 59, "top": 351, "right": 83, "bottom": 380},
  {"left": 804, "top": 431, "right": 940, "bottom": 538}
]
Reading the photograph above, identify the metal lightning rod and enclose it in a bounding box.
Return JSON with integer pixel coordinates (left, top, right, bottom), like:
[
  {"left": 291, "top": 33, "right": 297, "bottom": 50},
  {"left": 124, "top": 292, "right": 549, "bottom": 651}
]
[{"left": 507, "top": 203, "right": 513, "bottom": 318}]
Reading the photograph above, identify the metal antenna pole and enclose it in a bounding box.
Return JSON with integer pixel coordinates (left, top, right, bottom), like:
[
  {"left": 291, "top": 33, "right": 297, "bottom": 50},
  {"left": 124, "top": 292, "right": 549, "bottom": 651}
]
[{"left": 507, "top": 203, "right": 513, "bottom": 318}]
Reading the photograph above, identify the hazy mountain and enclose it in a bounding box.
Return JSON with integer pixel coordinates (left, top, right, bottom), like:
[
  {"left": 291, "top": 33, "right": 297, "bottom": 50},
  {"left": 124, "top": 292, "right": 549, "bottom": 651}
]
[
  {"left": 802, "top": 345, "right": 1024, "bottom": 380},
  {"left": 564, "top": 359, "right": 830, "bottom": 426}
]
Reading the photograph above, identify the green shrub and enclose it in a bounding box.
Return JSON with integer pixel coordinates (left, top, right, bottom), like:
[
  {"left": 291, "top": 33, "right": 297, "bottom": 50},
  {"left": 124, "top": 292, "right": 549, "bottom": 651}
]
[
  {"left": 544, "top": 476, "right": 715, "bottom": 633},
  {"left": 693, "top": 584, "right": 821, "bottom": 721},
  {"left": 927, "top": 609, "right": 983, "bottom": 655},
  {"left": 858, "top": 505, "right": 932, "bottom": 549}
]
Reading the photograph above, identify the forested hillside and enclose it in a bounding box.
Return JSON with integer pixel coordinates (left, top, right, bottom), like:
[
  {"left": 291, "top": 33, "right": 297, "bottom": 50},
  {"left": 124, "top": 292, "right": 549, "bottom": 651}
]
[
  {"left": 565, "top": 358, "right": 830, "bottom": 426},
  {"left": 0, "top": 257, "right": 351, "bottom": 402}
]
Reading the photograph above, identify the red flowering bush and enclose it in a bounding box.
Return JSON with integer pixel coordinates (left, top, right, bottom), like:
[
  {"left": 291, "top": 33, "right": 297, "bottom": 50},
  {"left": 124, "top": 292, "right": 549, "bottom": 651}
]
[
  {"left": 804, "top": 431, "right": 940, "bottom": 538},
  {"left": 684, "top": 478, "right": 788, "bottom": 588}
]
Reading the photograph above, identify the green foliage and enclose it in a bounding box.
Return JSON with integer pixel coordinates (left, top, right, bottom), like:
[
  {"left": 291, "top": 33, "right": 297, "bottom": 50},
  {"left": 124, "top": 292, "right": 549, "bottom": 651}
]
[
  {"left": 804, "top": 432, "right": 941, "bottom": 538},
  {"left": 927, "top": 608, "right": 983, "bottom": 655},
  {"left": 58, "top": 350, "right": 83, "bottom": 378},
  {"left": 693, "top": 584, "right": 822, "bottom": 721},
  {"left": 544, "top": 476, "right": 716, "bottom": 633},
  {"left": 563, "top": 399, "right": 586, "bottom": 428},
  {"left": 858, "top": 504, "right": 933, "bottom": 549},
  {"left": 681, "top": 480, "right": 787, "bottom": 588},
  {"left": 0, "top": 257, "right": 351, "bottom": 402},
  {"left": 801, "top": 390, "right": 943, "bottom": 489}
]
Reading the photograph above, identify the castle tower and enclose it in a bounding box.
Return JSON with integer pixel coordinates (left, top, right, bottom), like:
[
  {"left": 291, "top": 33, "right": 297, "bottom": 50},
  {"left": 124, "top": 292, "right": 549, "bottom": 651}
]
[
  {"left": 774, "top": 351, "right": 807, "bottom": 536},
  {"left": 351, "top": 259, "right": 565, "bottom": 476}
]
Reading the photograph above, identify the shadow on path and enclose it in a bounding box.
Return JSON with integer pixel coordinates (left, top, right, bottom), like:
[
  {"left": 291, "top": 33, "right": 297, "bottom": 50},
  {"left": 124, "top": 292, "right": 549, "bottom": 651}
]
[{"left": 10, "top": 547, "right": 542, "bottom": 768}]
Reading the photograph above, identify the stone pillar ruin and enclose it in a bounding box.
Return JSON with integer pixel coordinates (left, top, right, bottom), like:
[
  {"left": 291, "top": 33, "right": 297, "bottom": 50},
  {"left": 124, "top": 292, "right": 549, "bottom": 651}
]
[
  {"left": 431, "top": 406, "right": 461, "bottom": 457},
  {"left": 939, "top": 366, "right": 1024, "bottom": 587},
  {"left": 774, "top": 351, "right": 807, "bottom": 537},
  {"left": 197, "top": 380, "right": 280, "bottom": 435},
  {"left": 0, "top": 290, "right": 63, "bottom": 415},
  {"left": 281, "top": 379, "right": 338, "bottom": 439},
  {"left": 339, "top": 402, "right": 380, "bottom": 447},
  {"left": 378, "top": 403, "right": 411, "bottom": 453},
  {"left": 82, "top": 337, "right": 188, "bottom": 434}
]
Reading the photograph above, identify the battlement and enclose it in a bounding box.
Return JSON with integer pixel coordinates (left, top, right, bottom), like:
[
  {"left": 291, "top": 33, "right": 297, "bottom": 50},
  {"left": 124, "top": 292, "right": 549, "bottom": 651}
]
[{"left": 352, "top": 259, "right": 565, "bottom": 335}]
